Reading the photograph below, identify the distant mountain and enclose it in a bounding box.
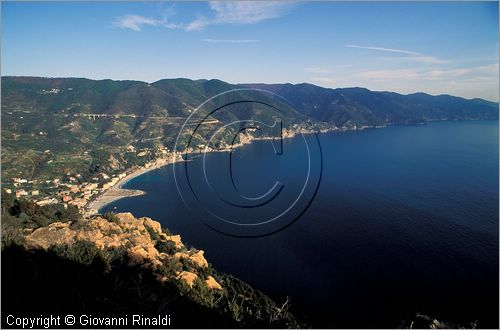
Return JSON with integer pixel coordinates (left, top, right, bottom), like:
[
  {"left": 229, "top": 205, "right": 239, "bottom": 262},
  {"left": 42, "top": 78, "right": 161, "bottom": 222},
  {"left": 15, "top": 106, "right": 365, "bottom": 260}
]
[
  {"left": 240, "top": 83, "right": 499, "bottom": 126},
  {"left": 1, "top": 76, "right": 498, "bottom": 183}
]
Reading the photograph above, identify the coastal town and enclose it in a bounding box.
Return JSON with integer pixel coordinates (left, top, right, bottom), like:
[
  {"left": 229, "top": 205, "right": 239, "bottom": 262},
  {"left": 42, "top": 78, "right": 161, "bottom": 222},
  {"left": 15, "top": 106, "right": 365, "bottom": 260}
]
[{"left": 5, "top": 145, "right": 189, "bottom": 216}]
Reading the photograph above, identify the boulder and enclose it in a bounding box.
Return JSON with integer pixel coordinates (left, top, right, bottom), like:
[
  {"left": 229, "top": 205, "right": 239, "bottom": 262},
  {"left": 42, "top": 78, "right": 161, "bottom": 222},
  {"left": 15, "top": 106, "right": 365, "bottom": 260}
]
[
  {"left": 128, "top": 250, "right": 146, "bottom": 265},
  {"left": 24, "top": 223, "right": 74, "bottom": 249},
  {"left": 142, "top": 217, "right": 162, "bottom": 234},
  {"left": 174, "top": 250, "right": 208, "bottom": 268},
  {"left": 205, "top": 276, "right": 223, "bottom": 290},
  {"left": 76, "top": 229, "right": 104, "bottom": 247},
  {"left": 165, "top": 235, "right": 183, "bottom": 248},
  {"left": 178, "top": 271, "right": 198, "bottom": 287},
  {"left": 190, "top": 250, "right": 208, "bottom": 268},
  {"left": 116, "top": 212, "right": 137, "bottom": 223}
]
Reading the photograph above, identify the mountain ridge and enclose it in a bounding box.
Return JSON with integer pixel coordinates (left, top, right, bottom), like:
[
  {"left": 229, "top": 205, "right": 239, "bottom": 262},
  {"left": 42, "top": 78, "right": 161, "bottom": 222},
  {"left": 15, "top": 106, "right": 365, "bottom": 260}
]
[
  {"left": 4, "top": 75, "right": 499, "bottom": 104},
  {"left": 1, "top": 75, "right": 498, "bottom": 189},
  {"left": 239, "top": 82, "right": 498, "bottom": 125},
  {"left": 4, "top": 75, "right": 497, "bottom": 127}
]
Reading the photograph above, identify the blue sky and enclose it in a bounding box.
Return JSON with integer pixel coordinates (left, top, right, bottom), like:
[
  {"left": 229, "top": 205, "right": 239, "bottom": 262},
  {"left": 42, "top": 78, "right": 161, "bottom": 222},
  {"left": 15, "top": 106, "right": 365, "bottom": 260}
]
[{"left": 2, "top": 1, "right": 499, "bottom": 101}]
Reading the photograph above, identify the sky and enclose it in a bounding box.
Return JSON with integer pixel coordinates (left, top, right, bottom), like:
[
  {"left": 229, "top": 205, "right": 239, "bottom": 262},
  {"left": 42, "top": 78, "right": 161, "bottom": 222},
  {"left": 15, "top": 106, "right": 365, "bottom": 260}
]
[{"left": 2, "top": 1, "right": 499, "bottom": 101}]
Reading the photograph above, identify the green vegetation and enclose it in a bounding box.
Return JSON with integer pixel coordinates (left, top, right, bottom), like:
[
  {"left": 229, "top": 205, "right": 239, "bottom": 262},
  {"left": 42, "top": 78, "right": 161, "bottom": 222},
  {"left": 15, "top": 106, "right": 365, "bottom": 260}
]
[
  {"left": 1, "top": 189, "right": 80, "bottom": 231},
  {"left": 50, "top": 239, "right": 103, "bottom": 265},
  {"left": 102, "top": 211, "right": 120, "bottom": 223},
  {"left": 400, "top": 312, "right": 478, "bottom": 329},
  {"left": 4, "top": 76, "right": 496, "bottom": 191},
  {"left": 1, "top": 191, "right": 301, "bottom": 328},
  {"left": 155, "top": 239, "right": 177, "bottom": 255},
  {"left": 242, "top": 84, "right": 499, "bottom": 126}
]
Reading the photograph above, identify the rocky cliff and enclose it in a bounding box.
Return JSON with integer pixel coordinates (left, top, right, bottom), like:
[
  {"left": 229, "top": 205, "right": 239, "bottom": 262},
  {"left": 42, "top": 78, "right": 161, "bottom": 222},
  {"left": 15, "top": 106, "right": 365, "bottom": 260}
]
[
  {"left": 22, "top": 212, "right": 222, "bottom": 290},
  {"left": 1, "top": 191, "right": 299, "bottom": 328}
]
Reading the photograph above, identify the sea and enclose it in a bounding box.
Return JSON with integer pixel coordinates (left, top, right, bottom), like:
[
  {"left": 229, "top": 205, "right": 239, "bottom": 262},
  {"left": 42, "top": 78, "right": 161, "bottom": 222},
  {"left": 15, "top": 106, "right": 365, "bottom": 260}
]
[{"left": 102, "top": 120, "right": 499, "bottom": 328}]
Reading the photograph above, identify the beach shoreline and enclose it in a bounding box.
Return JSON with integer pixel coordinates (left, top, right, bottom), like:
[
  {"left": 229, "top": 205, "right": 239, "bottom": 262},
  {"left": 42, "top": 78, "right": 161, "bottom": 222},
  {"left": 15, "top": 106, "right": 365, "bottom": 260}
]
[
  {"left": 87, "top": 158, "right": 176, "bottom": 212},
  {"left": 86, "top": 125, "right": 379, "bottom": 213}
]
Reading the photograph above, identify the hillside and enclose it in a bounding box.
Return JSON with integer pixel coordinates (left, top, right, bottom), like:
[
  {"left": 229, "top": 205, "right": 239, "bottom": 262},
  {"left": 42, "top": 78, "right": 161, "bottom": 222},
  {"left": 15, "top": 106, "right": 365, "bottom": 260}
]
[
  {"left": 2, "top": 76, "right": 497, "bottom": 191},
  {"left": 1, "top": 190, "right": 299, "bottom": 328},
  {"left": 240, "top": 83, "right": 499, "bottom": 126}
]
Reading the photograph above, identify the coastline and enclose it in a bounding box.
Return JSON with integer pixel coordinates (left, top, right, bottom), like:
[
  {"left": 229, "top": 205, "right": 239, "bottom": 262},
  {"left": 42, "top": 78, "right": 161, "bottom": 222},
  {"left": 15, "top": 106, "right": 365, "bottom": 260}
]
[
  {"left": 86, "top": 124, "right": 383, "bottom": 213},
  {"left": 87, "top": 158, "right": 176, "bottom": 212}
]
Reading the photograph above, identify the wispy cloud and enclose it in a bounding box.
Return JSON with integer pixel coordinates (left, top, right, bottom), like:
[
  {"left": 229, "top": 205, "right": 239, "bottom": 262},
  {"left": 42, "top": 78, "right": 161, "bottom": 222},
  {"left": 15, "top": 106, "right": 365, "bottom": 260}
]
[
  {"left": 186, "top": 1, "right": 294, "bottom": 31},
  {"left": 355, "top": 68, "right": 421, "bottom": 81},
  {"left": 424, "top": 63, "right": 499, "bottom": 80},
  {"left": 305, "top": 66, "right": 335, "bottom": 74},
  {"left": 383, "top": 55, "right": 448, "bottom": 65},
  {"left": 346, "top": 44, "right": 420, "bottom": 56},
  {"left": 114, "top": 2, "right": 293, "bottom": 32},
  {"left": 346, "top": 44, "right": 447, "bottom": 64},
  {"left": 202, "top": 38, "right": 260, "bottom": 43},
  {"left": 408, "top": 56, "right": 448, "bottom": 64},
  {"left": 307, "top": 63, "right": 498, "bottom": 100},
  {"left": 113, "top": 14, "right": 178, "bottom": 31},
  {"left": 310, "top": 77, "right": 336, "bottom": 84},
  {"left": 355, "top": 63, "right": 499, "bottom": 82},
  {"left": 305, "top": 64, "right": 352, "bottom": 74}
]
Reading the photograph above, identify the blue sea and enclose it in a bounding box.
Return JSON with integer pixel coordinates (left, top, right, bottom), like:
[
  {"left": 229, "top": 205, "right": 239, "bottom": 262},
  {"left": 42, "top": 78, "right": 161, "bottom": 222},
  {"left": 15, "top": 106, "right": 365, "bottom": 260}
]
[{"left": 103, "top": 120, "right": 499, "bottom": 328}]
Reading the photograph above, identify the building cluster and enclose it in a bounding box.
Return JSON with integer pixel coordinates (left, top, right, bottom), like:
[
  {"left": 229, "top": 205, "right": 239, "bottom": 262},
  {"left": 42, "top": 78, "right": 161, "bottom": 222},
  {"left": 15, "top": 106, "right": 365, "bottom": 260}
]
[
  {"left": 38, "top": 88, "right": 61, "bottom": 94},
  {"left": 6, "top": 147, "right": 179, "bottom": 215},
  {"left": 8, "top": 169, "right": 129, "bottom": 210}
]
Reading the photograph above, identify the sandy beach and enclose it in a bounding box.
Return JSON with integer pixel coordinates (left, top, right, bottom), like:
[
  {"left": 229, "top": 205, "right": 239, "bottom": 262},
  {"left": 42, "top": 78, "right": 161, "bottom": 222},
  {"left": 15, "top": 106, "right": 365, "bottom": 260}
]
[
  {"left": 86, "top": 138, "right": 261, "bottom": 212},
  {"left": 87, "top": 157, "right": 176, "bottom": 211}
]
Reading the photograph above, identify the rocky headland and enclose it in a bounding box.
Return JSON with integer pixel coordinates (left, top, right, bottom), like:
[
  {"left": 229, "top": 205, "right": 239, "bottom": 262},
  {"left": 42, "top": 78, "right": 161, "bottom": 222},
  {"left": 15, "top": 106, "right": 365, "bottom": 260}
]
[
  {"left": 22, "top": 212, "right": 222, "bottom": 290},
  {"left": 1, "top": 191, "right": 299, "bottom": 328}
]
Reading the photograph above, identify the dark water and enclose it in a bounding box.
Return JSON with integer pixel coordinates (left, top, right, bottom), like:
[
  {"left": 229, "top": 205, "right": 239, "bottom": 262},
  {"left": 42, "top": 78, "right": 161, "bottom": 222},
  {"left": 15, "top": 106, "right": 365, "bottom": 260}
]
[{"left": 103, "top": 121, "right": 499, "bottom": 328}]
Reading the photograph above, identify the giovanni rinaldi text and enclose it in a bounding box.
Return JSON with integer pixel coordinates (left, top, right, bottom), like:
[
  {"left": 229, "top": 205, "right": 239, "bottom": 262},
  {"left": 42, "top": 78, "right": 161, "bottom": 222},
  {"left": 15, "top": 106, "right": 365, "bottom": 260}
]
[{"left": 5, "top": 314, "right": 172, "bottom": 328}]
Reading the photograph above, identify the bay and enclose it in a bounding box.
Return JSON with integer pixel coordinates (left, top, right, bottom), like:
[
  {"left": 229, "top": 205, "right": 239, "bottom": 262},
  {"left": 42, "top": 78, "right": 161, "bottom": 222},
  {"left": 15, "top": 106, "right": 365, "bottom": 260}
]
[{"left": 103, "top": 120, "right": 499, "bottom": 328}]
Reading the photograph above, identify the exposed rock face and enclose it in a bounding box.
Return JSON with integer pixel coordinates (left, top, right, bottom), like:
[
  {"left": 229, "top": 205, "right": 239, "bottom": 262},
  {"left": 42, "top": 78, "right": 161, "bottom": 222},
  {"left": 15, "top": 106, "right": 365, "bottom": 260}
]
[
  {"left": 190, "top": 250, "right": 209, "bottom": 268},
  {"left": 24, "top": 222, "right": 73, "bottom": 249},
  {"left": 174, "top": 251, "right": 190, "bottom": 261},
  {"left": 174, "top": 250, "right": 209, "bottom": 268},
  {"left": 143, "top": 218, "right": 162, "bottom": 234},
  {"left": 165, "top": 235, "right": 183, "bottom": 249},
  {"left": 22, "top": 212, "right": 221, "bottom": 290},
  {"left": 205, "top": 276, "right": 223, "bottom": 290},
  {"left": 178, "top": 271, "right": 198, "bottom": 288}
]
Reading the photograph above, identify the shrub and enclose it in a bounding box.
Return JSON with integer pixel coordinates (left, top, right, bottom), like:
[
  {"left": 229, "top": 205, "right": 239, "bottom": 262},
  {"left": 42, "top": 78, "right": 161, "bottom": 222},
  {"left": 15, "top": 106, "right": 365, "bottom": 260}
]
[
  {"left": 1, "top": 224, "right": 23, "bottom": 249},
  {"left": 159, "top": 257, "right": 182, "bottom": 277},
  {"left": 144, "top": 225, "right": 160, "bottom": 241},
  {"left": 51, "top": 240, "right": 102, "bottom": 265},
  {"left": 155, "top": 239, "right": 177, "bottom": 255},
  {"left": 101, "top": 246, "right": 129, "bottom": 270},
  {"left": 102, "top": 212, "right": 120, "bottom": 224},
  {"left": 184, "top": 277, "right": 222, "bottom": 308},
  {"left": 1, "top": 190, "right": 82, "bottom": 230},
  {"left": 196, "top": 263, "right": 214, "bottom": 279}
]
